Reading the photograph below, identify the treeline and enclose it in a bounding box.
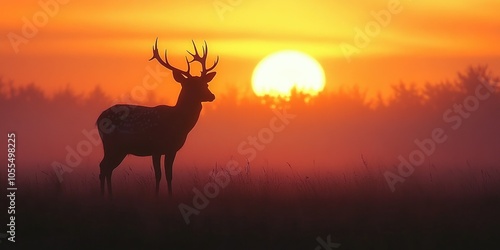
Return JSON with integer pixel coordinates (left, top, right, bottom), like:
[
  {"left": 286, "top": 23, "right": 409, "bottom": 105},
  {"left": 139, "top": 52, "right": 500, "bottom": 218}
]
[
  {"left": 1, "top": 65, "right": 499, "bottom": 169},
  {"left": 1, "top": 65, "right": 498, "bottom": 116}
]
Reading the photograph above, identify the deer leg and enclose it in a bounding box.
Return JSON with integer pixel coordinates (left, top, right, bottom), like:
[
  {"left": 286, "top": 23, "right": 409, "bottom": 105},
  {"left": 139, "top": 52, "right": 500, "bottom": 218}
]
[
  {"left": 152, "top": 155, "right": 161, "bottom": 195},
  {"left": 164, "top": 152, "right": 176, "bottom": 197},
  {"left": 100, "top": 152, "right": 125, "bottom": 198},
  {"left": 99, "top": 155, "right": 110, "bottom": 196},
  {"left": 99, "top": 170, "right": 106, "bottom": 196},
  {"left": 106, "top": 171, "right": 113, "bottom": 198}
]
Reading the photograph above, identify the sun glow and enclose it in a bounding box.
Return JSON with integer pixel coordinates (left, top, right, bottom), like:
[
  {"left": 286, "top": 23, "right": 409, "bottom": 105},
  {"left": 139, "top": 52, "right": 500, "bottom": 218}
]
[{"left": 251, "top": 51, "right": 326, "bottom": 98}]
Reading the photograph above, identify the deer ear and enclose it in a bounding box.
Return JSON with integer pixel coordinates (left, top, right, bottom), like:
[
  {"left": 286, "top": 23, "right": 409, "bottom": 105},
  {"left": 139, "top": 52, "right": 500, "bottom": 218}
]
[
  {"left": 205, "top": 72, "right": 217, "bottom": 82},
  {"left": 172, "top": 71, "right": 187, "bottom": 83}
]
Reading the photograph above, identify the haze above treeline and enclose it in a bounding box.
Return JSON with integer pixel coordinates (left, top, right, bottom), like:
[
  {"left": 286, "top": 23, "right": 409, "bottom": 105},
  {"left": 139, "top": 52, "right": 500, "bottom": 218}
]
[{"left": 1, "top": 65, "right": 499, "bottom": 177}]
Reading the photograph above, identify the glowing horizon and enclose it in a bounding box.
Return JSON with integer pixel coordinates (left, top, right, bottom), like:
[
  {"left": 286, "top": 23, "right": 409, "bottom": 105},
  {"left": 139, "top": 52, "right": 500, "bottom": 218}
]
[{"left": 1, "top": 0, "right": 500, "bottom": 100}]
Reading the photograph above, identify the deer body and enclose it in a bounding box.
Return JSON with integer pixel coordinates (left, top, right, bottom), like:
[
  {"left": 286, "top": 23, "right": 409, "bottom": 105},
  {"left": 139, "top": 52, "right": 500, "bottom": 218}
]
[
  {"left": 97, "top": 39, "right": 218, "bottom": 197},
  {"left": 98, "top": 104, "right": 200, "bottom": 154}
]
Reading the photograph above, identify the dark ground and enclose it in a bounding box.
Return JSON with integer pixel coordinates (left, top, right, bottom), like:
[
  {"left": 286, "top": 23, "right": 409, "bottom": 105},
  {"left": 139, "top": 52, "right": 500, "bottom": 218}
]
[{"left": 3, "top": 165, "right": 500, "bottom": 250}]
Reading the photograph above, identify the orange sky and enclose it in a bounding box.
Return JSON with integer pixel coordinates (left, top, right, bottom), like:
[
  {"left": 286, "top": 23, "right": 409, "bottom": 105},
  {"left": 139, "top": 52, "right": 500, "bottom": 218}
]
[{"left": 2, "top": 0, "right": 500, "bottom": 100}]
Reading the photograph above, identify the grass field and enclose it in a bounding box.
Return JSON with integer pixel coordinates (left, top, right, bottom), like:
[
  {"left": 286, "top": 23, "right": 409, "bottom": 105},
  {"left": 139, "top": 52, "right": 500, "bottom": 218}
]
[{"left": 4, "top": 161, "right": 500, "bottom": 250}]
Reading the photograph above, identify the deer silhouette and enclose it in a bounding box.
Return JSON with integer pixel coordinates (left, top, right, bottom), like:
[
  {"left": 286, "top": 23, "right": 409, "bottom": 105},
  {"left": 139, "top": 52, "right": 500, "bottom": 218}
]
[{"left": 97, "top": 38, "right": 218, "bottom": 197}]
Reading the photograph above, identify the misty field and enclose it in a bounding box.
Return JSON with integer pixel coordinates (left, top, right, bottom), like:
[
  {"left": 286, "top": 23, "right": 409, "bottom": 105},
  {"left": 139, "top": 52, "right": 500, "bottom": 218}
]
[
  {"left": 2, "top": 66, "right": 500, "bottom": 249},
  {"left": 7, "top": 161, "right": 500, "bottom": 249}
]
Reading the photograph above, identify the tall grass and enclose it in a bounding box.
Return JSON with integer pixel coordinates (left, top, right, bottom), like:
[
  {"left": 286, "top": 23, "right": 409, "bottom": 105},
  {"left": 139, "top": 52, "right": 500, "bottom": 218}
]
[{"left": 10, "top": 160, "right": 500, "bottom": 249}]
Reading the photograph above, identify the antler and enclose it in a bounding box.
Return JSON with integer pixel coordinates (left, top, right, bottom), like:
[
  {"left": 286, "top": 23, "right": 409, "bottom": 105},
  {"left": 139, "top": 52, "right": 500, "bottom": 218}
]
[
  {"left": 187, "top": 40, "right": 219, "bottom": 76},
  {"left": 149, "top": 38, "right": 191, "bottom": 77}
]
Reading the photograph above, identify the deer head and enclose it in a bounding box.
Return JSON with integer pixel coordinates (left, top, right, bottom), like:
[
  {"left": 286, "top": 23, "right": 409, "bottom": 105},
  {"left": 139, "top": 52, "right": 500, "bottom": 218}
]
[{"left": 149, "top": 38, "right": 219, "bottom": 102}]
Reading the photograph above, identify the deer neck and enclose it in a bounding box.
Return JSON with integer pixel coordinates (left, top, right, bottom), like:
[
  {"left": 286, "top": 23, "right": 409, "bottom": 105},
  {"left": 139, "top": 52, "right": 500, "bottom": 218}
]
[{"left": 175, "top": 90, "right": 203, "bottom": 126}]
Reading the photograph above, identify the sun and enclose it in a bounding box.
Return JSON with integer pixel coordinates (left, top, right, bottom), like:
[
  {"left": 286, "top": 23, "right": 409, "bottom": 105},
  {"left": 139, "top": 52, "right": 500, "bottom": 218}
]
[{"left": 252, "top": 50, "right": 326, "bottom": 98}]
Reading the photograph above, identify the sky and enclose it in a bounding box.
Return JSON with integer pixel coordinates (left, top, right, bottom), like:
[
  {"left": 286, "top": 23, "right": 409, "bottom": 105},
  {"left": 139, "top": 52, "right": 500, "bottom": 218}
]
[{"left": 2, "top": 0, "right": 500, "bottom": 100}]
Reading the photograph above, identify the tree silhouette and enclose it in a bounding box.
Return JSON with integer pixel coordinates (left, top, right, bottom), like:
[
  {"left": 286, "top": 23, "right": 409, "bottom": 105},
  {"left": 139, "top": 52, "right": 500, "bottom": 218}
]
[
  {"left": 457, "top": 65, "right": 497, "bottom": 95},
  {"left": 1, "top": 64, "right": 498, "bottom": 170}
]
